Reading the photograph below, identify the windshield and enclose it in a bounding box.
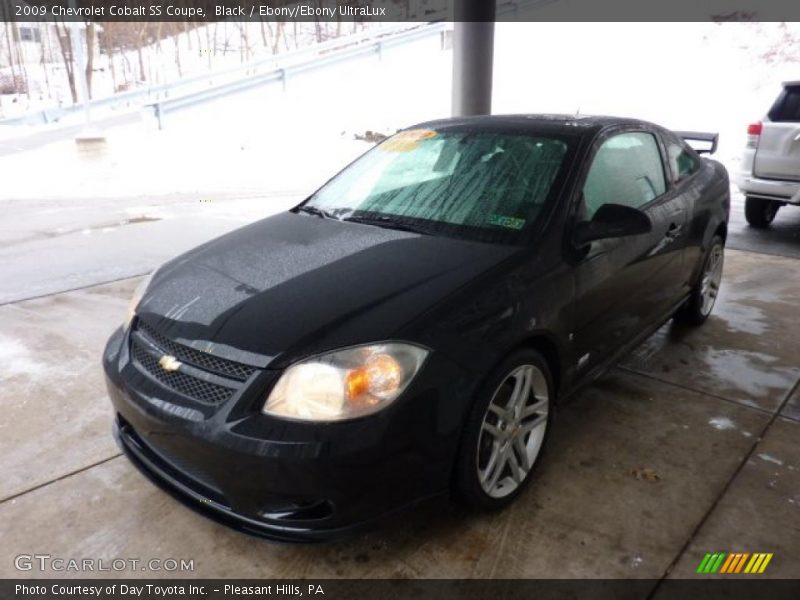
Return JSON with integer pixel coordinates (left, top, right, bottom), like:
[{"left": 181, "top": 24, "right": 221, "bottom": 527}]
[{"left": 300, "top": 128, "right": 573, "bottom": 244}]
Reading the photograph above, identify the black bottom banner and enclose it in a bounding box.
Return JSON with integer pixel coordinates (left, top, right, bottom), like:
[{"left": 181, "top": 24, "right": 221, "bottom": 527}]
[{"left": 3, "top": 579, "right": 799, "bottom": 600}]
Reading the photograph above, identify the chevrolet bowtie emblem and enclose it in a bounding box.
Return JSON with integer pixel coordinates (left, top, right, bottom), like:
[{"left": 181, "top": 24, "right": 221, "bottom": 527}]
[{"left": 158, "top": 355, "right": 182, "bottom": 372}]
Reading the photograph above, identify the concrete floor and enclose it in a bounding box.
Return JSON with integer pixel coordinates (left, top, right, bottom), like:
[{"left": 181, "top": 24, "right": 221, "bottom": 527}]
[{"left": 1, "top": 249, "right": 798, "bottom": 580}]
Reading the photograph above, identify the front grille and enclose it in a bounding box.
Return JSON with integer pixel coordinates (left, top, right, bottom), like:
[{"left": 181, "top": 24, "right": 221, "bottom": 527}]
[
  {"left": 137, "top": 321, "right": 256, "bottom": 381},
  {"left": 131, "top": 340, "right": 235, "bottom": 405}
]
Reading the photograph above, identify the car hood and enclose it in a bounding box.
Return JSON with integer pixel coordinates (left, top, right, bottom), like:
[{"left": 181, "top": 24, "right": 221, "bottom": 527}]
[{"left": 137, "top": 212, "right": 517, "bottom": 368}]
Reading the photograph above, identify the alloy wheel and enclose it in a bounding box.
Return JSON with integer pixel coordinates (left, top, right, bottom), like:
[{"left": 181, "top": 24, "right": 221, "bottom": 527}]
[
  {"left": 700, "top": 243, "right": 724, "bottom": 316},
  {"left": 476, "top": 364, "right": 549, "bottom": 499}
]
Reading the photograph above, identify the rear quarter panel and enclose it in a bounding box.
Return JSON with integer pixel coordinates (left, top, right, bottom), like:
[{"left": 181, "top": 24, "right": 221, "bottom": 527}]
[{"left": 685, "top": 159, "right": 730, "bottom": 280}]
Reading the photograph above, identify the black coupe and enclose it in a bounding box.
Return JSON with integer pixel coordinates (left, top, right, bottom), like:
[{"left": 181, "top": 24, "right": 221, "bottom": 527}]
[{"left": 103, "top": 115, "right": 730, "bottom": 541}]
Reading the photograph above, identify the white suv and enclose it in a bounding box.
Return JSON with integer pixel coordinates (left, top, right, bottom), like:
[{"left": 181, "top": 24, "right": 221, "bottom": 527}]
[{"left": 739, "top": 81, "right": 800, "bottom": 227}]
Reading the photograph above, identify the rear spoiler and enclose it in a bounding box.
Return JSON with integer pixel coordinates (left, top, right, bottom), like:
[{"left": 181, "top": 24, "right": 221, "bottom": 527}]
[{"left": 674, "top": 131, "right": 719, "bottom": 155}]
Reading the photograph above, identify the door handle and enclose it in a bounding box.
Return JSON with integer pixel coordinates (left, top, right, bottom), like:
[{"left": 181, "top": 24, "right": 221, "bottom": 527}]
[{"left": 665, "top": 222, "right": 682, "bottom": 240}]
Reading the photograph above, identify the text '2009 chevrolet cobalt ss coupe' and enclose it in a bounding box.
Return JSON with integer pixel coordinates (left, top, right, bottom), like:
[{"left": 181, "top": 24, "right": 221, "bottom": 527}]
[{"left": 103, "top": 115, "right": 730, "bottom": 541}]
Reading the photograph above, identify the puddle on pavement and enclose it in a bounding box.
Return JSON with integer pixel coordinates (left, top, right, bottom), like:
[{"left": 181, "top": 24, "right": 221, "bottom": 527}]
[
  {"left": 41, "top": 216, "right": 163, "bottom": 241},
  {"left": 703, "top": 348, "right": 798, "bottom": 399}
]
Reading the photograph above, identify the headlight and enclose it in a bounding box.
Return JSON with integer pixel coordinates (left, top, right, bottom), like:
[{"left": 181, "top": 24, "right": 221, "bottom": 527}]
[
  {"left": 124, "top": 272, "right": 154, "bottom": 329},
  {"left": 263, "top": 343, "right": 428, "bottom": 422}
]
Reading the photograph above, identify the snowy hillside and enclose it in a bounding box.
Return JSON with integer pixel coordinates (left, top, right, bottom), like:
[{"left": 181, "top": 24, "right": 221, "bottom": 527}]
[{"left": 2, "top": 22, "right": 798, "bottom": 203}]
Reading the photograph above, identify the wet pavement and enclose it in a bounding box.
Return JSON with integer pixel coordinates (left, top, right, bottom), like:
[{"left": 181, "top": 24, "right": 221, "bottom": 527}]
[
  {"left": 728, "top": 190, "right": 800, "bottom": 259},
  {"left": 1, "top": 248, "right": 798, "bottom": 580},
  {"left": 621, "top": 249, "right": 800, "bottom": 412},
  {"left": 0, "top": 194, "right": 300, "bottom": 305}
]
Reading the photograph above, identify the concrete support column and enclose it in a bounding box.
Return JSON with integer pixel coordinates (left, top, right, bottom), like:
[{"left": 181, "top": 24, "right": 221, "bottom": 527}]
[{"left": 451, "top": 0, "right": 496, "bottom": 117}]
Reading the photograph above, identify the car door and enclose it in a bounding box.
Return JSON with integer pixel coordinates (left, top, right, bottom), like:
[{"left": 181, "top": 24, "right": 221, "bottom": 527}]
[
  {"left": 754, "top": 84, "right": 800, "bottom": 182},
  {"left": 664, "top": 134, "right": 704, "bottom": 279},
  {"left": 570, "top": 130, "right": 687, "bottom": 374}
]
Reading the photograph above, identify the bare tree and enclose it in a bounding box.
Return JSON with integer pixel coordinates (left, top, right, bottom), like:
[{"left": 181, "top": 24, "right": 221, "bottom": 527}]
[
  {"left": 314, "top": 0, "right": 323, "bottom": 43},
  {"left": 273, "top": 22, "right": 284, "bottom": 54},
  {"left": 760, "top": 22, "right": 800, "bottom": 64},
  {"left": 40, "top": 29, "right": 51, "bottom": 97},
  {"left": 10, "top": 23, "right": 30, "bottom": 97},
  {"left": 102, "top": 23, "right": 118, "bottom": 91},
  {"left": 206, "top": 24, "right": 213, "bottom": 68},
  {"left": 169, "top": 22, "right": 183, "bottom": 78},
  {"left": 84, "top": 22, "right": 95, "bottom": 98},
  {"left": 183, "top": 20, "right": 191, "bottom": 51},
  {"left": 194, "top": 23, "right": 202, "bottom": 54},
  {"left": 136, "top": 23, "right": 149, "bottom": 81},
  {"left": 54, "top": 20, "right": 77, "bottom": 102},
  {"left": 259, "top": 19, "right": 269, "bottom": 48},
  {"left": 239, "top": 22, "right": 251, "bottom": 63},
  {"left": 3, "top": 22, "right": 18, "bottom": 84},
  {"left": 0, "top": 1, "right": 19, "bottom": 85}
]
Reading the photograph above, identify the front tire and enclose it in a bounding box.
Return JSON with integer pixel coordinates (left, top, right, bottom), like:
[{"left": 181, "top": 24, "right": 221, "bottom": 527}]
[
  {"left": 744, "top": 196, "right": 780, "bottom": 228},
  {"left": 676, "top": 235, "right": 724, "bottom": 326},
  {"left": 454, "top": 349, "right": 553, "bottom": 510}
]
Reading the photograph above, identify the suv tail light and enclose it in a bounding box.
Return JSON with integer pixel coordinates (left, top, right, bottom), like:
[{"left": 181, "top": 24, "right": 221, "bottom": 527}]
[{"left": 747, "top": 121, "right": 762, "bottom": 148}]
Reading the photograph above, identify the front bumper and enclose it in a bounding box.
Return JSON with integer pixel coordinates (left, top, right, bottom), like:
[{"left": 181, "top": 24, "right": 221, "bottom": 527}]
[
  {"left": 103, "top": 326, "right": 466, "bottom": 542},
  {"left": 113, "top": 416, "right": 343, "bottom": 542}
]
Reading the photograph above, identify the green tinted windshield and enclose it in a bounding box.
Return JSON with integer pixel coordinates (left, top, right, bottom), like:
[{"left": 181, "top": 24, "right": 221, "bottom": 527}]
[{"left": 303, "top": 128, "right": 572, "bottom": 244}]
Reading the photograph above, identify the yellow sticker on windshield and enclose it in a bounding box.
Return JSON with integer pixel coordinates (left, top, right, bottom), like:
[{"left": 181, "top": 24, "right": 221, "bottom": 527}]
[{"left": 381, "top": 129, "right": 438, "bottom": 152}]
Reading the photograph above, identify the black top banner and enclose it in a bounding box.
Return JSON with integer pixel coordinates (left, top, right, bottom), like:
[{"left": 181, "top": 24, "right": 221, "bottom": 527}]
[{"left": 3, "top": 0, "right": 800, "bottom": 23}]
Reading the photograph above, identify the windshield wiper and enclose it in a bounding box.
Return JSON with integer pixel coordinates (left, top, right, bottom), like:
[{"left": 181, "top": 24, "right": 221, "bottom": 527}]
[
  {"left": 295, "top": 205, "right": 338, "bottom": 220},
  {"left": 343, "top": 215, "right": 432, "bottom": 235}
]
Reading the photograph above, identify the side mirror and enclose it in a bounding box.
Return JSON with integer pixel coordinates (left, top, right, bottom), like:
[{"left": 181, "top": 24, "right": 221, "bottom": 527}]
[{"left": 573, "top": 203, "right": 652, "bottom": 246}]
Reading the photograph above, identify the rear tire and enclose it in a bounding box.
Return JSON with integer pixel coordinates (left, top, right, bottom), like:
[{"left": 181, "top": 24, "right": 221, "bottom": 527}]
[
  {"left": 675, "top": 235, "right": 725, "bottom": 326},
  {"left": 744, "top": 196, "right": 780, "bottom": 228},
  {"left": 454, "top": 349, "right": 553, "bottom": 511}
]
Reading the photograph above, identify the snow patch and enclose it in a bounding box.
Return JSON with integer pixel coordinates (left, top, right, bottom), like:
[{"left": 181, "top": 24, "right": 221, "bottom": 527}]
[
  {"left": 758, "top": 453, "right": 784, "bottom": 466},
  {"left": 0, "top": 336, "right": 46, "bottom": 380},
  {"left": 708, "top": 417, "right": 737, "bottom": 431}
]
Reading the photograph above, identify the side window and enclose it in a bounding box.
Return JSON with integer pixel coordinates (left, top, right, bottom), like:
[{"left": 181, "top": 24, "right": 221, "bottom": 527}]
[
  {"left": 582, "top": 132, "right": 666, "bottom": 219},
  {"left": 667, "top": 140, "right": 700, "bottom": 183}
]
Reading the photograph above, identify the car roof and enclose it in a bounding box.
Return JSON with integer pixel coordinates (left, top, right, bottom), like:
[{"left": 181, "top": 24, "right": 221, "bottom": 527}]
[{"left": 413, "top": 114, "right": 661, "bottom": 139}]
